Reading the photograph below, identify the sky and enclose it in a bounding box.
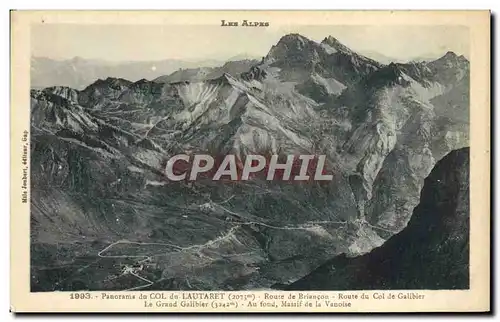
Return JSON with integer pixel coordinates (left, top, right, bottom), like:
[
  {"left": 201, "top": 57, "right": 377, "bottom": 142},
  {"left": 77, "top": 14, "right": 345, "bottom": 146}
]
[{"left": 31, "top": 24, "right": 469, "bottom": 63}]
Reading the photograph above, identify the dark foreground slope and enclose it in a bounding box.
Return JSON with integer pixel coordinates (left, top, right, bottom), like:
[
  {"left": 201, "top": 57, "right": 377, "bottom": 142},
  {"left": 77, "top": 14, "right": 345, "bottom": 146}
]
[{"left": 287, "top": 147, "right": 469, "bottom": 290}]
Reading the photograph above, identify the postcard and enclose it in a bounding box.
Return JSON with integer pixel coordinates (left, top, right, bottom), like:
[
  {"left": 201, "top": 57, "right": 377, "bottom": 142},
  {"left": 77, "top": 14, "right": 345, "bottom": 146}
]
[{"left": 10, "top": 10, "right": 490, "bottom": 313}]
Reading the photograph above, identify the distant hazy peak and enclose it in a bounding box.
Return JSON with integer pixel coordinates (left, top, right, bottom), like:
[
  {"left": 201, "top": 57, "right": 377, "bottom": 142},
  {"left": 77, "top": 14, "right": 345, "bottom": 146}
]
[{"left": 71, "top": 56, "right": 85, "bottom": 62}]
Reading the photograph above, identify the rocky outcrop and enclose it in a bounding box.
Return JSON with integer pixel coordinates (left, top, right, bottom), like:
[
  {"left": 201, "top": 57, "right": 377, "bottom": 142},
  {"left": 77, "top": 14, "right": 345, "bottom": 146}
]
[{"left": 258, "top": 34, "right": 381, "bottom": 96}]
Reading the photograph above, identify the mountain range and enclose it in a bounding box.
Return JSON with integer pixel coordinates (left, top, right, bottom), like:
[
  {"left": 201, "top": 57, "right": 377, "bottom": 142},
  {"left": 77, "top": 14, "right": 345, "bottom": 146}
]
[
  {"left": 30, "top": 33, "right": 469, "bottom": 291},
  {"left": 31, "top": 47, "right": 457, "bottom": 90},
  {"left": 31, "top": 56, "right": 260, "bottom": 90}
]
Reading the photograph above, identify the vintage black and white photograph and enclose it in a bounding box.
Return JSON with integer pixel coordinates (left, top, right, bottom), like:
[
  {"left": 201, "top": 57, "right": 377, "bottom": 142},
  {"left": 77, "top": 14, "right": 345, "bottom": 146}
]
[{"left": 27, "top": 21, "right": 474, "bottom": 294}]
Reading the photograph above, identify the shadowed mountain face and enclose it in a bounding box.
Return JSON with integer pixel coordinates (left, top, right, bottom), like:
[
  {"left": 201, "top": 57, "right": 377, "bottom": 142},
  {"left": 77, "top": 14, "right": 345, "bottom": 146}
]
[
  {"left": 30, "top": 33, "right": 469, "bottom": 291},
  {"left": 287, "top": 147, "right": 469, "bottom": 290}
]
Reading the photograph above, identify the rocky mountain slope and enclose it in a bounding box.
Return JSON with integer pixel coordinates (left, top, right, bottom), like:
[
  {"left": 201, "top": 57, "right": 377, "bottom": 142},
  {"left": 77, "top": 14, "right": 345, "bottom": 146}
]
[
  {"left": 287, "top": 147, "right": 470, "bottom": 290},
  {"left": 30, "top": 33, "right": 469, "bottom": 291}
]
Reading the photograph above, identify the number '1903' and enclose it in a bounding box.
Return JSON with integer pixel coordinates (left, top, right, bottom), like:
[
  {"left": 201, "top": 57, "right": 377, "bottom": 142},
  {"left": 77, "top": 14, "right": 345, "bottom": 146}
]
[{"left": 70, "top": 293, "right": 92, "bottom": 300}]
